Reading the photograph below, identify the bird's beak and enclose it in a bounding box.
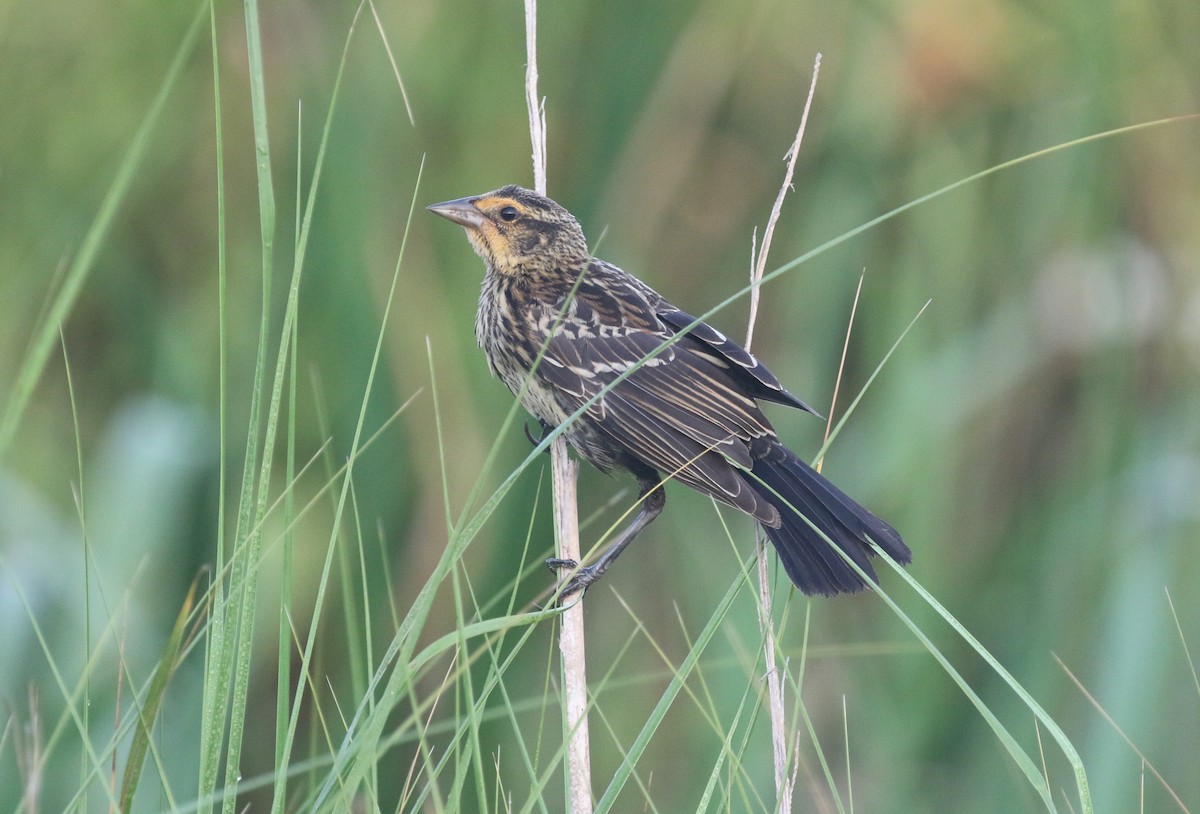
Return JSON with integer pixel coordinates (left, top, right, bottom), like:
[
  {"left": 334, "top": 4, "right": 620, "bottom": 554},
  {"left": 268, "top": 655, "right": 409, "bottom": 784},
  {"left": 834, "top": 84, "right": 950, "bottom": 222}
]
[{"left": 427, "top": 197, "right": 486, "bottom": 229}]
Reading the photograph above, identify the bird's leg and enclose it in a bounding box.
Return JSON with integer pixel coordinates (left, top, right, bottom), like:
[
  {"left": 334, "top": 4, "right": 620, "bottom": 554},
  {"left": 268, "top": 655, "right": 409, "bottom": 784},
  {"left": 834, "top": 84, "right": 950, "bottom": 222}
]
[
  {"left": 523, "top": 418, "right": 555, "bottom": 451},
  {"left": 547, "top": 475, "right": 665, "bottom": 601}
]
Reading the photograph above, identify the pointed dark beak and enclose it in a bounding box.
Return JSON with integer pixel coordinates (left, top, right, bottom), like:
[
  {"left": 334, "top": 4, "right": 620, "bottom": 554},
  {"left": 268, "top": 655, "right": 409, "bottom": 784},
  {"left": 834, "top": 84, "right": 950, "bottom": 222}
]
[{"left": 427, "top": 197, "right": 486, "bottom": 229}]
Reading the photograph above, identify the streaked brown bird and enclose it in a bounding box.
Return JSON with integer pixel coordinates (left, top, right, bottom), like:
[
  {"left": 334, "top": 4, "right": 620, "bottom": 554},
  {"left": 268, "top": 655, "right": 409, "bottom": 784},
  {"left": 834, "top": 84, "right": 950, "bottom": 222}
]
[{"left": 428, "top": 185, "right": 910, "bottom": 599}]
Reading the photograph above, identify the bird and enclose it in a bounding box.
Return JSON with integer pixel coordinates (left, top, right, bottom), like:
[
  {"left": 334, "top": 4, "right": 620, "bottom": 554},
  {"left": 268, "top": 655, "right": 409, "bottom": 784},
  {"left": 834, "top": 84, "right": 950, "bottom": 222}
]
[{"left": 428, "top": 185, "right": 910, "bottom": 600}]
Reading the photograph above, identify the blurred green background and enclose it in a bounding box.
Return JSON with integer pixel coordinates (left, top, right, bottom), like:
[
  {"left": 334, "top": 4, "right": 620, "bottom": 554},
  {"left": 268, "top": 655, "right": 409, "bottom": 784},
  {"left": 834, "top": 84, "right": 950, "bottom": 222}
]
[{"left": 2, "top": 0, "right": 1198, "bottom": 811}]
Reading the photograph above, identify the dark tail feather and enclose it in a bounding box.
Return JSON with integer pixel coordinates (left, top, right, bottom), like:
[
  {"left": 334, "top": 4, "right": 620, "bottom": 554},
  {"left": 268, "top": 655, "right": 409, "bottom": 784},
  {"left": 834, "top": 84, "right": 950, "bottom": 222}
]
[{"left": 749, "top": 444, "right": 910, "bottom": 596}]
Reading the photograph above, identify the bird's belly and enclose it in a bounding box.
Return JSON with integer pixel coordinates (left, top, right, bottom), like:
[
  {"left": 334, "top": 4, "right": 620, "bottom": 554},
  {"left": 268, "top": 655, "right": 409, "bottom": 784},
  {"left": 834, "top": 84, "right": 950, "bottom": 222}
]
[
  {"left": 484, "top": 339, "right": 570, "bottom": 425},
  {"left": 514, "top": 376, "right": 573, "bottom": 428},
  {"left": 485, "top": 340, "right": 625, "bottom": 474}
]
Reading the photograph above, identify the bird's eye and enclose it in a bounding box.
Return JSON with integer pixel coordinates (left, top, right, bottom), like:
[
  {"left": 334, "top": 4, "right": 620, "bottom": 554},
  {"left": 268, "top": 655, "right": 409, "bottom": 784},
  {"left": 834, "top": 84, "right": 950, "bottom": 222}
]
[{"left": 498, "top": 206, "right": 520, "bottom": 222}]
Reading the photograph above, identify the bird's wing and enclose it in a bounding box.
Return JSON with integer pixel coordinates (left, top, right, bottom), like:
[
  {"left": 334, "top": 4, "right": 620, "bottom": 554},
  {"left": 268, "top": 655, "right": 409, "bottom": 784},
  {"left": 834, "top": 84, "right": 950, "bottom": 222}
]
[
  {"left": 657, "top": 307, "right": 820, "bottom": 416},
  {"left": 539, "top": 323, "right": 778, "bottom": 522}
]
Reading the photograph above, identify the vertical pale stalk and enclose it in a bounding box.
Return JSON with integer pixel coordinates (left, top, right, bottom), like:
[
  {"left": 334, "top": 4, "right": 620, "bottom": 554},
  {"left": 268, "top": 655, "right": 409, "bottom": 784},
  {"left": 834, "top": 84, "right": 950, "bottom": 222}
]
[
  {"left": 552, "top": 451, "right": 591, "bottom": 812},
  {"left": 745, "top": 53, "right": 822, "bottom": 814},
  {"left": 524, "top": 1, "right": 593, "bottom": 811}
]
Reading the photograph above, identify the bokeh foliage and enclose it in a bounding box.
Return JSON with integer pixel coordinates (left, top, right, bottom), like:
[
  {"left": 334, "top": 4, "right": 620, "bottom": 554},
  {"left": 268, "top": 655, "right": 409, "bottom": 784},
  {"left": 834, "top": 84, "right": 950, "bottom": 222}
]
[{"left": 1, "top": 0, "right": 1198, "bottom": 811}]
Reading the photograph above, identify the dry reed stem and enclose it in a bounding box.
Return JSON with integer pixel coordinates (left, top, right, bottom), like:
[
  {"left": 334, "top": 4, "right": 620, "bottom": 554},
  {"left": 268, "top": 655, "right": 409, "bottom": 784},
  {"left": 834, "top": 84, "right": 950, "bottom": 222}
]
[
  {"left": 523, "top": 1, "right": 593, "bottom": 811},
  {"left": 745, "top": 53, "right": 822, "bottom": 814},
  {"left": 1054, "top": 655, "right": 1188, "bottom": 812}
]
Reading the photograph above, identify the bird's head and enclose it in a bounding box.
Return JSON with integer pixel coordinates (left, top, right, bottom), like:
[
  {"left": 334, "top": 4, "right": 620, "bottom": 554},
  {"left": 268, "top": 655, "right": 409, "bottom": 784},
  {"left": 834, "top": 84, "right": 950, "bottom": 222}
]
[{"left": 427, "top": 185, "right": 589, "bottom": 276}]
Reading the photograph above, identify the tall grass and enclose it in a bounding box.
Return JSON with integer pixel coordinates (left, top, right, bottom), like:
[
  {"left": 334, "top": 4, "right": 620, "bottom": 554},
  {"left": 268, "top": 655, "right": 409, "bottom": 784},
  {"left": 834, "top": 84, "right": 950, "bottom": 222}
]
[{"left": 1, "top": 0, "right": 1198, "bottom": 812}]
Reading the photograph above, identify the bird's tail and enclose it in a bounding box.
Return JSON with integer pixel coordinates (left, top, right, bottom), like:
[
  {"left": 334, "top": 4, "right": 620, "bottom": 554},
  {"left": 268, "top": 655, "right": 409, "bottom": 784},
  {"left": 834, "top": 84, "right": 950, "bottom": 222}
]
[{"left": 749, "top": 444, "right": 910, "bottom": 596}]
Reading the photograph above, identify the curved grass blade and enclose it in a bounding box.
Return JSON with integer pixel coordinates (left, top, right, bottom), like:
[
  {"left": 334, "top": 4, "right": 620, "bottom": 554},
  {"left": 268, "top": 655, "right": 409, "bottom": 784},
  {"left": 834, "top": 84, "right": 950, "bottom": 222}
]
[
  {"left": 120, "top": 580, "right": 198, "bottom": 810},
  {"left": 0, "top": 1, "right": 209, "bottom": 458}
]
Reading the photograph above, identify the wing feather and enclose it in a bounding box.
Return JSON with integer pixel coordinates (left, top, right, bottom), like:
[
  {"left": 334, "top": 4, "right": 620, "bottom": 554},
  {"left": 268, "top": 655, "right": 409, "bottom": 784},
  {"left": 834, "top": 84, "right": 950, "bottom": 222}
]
[
  {"left": 657, "top": 307, "right": 820, "bottom": 415},
  {"left": 539, "top": 326, "right": 778, "bottom": 522}
]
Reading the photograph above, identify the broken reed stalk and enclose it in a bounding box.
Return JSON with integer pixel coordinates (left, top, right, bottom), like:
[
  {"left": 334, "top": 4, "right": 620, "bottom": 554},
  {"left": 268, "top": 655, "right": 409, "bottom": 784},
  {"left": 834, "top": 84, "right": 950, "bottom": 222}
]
[
  {"left": 523, "top": 1, "right": 593, "bottom": 812},
  {"left": 745, "top": 52, "right": 822, "bottom": 813}
]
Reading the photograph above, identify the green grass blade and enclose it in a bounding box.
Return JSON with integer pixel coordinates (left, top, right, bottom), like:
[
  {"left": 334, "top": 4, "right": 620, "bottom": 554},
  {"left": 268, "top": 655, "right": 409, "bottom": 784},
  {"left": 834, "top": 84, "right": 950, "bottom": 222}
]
[
  {"left": 273, "top": 34, "right": 422, "bottom": 807},
  {"left": 275, "top": 270, "right": 300, "bottom": 773},
  {"left": 119, "top": 581, "right": 196, "bottom": 810},
  {"left": 694, "top": 676, "right": 757, "bottom": 814},
  {"left": 1165, "top": 588, "right": 1200, "bottom": 702},
  {"left": 209, "top": 0, "right": 284, "bottom": 804},
  {"left": 0, "top": 559, "right": 124, "bottom": 813},
  {"left": 592, "top": 570, "right": 749, "bottom": 813},
  {"left": 60, "top": 332, "right": 92, "bottom": 811},
  {"left": 675, "top": 116, "right": 1200, "bottom": 385},
  {"left": 197, "top": 0, "right": 232, "bottom": 807},
  {"left": 730, "top": 295, "right": 1076, "bottom": 811},
  {"left": 0, "top": 1, "right": 208, "bottom": 459},
  {"left": 877, "top": 549, "right": 1092, "bottom": 813}
]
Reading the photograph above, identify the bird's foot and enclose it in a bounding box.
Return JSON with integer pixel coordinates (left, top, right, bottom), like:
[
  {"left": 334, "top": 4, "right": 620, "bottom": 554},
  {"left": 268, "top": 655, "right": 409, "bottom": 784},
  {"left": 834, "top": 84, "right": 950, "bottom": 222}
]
[
  {"left": 524, "top": 419, "right": 555, "bottom": 451},
  {"left": 544, "top": 557, "right": 597, "bottom": 604}
]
